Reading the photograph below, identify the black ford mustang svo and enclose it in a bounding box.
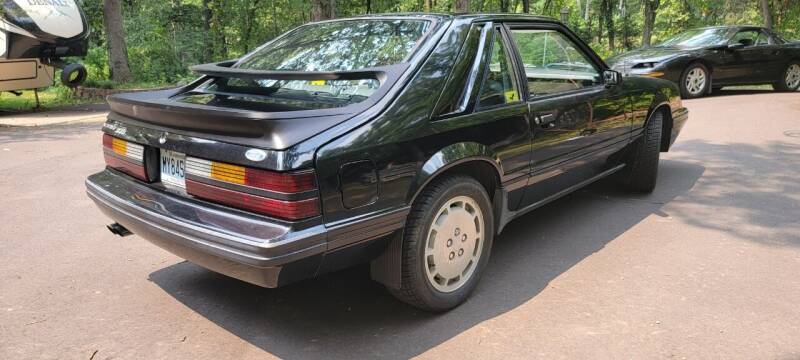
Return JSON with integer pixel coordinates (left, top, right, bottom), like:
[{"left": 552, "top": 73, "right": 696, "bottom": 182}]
[
  {"left": 86, "top": 14, "right": 688, "bottom": 311},
  {"left": 606, "top": 25, "right": 800, "bottom": 98}
]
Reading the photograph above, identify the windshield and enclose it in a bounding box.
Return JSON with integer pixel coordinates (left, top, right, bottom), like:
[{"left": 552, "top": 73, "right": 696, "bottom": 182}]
[
  {"left": 183, "top": 19, "right": 433, "bottom": 112},
  {"left": 658, "top": 28, "right": 731, "bottom": 47}
]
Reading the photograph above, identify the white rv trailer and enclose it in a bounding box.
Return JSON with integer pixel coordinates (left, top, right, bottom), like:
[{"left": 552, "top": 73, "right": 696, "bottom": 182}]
[{"left": 1, "top": 0, "right": 89, "bottom": 93}]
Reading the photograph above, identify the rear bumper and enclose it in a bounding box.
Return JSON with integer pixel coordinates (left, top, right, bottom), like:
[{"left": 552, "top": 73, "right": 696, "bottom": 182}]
[{"left": 86, "top": 170, "right": 407, "bottom": 287}]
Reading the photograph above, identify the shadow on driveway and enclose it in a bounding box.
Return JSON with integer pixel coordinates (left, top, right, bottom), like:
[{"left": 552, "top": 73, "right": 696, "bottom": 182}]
[
  {"left": 148, "top": 159, "right": 704, "bottom": 359},
  {"left": 0, "top": 122, "right": 101, "bottom": 145}
]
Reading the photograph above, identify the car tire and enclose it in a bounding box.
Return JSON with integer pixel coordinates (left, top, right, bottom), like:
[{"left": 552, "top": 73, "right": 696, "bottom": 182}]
[
  {"left": 774, "top": 61, "right": 800, "bottom": 92},
  {"left": 623, "top": 110, "right": 663, "bottom": 193},
  {"left": 679, "top": 63, "right": 710, "bottom": 99},
  {"left": 389, "top": 175, "right": 494, "bottom": 312}
]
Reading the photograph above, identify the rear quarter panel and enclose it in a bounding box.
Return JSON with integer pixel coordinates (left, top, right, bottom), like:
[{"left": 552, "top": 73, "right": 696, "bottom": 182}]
[{"left": 314, "top": 19, "right": 473, "bottom": 223}]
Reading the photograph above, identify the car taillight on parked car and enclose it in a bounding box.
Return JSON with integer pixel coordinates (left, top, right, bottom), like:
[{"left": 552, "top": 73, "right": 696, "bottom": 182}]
[
  {"left": 102, "top": 134, "right": 148, "bottom": 181},
  {"left": 185, "top": 157, "right": 319, "bottom": 220}
]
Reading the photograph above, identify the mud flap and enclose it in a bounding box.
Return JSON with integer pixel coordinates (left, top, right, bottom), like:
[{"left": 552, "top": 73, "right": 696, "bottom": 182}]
[{"left": 369, "top": 231, "right": 403, "bottom": 290}]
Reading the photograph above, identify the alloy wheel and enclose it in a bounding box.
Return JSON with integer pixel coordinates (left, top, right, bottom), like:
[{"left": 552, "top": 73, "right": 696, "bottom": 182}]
[
  {"left": 685, "top": 67, "right": 707, "bottom": 95},
  {"left": 424, "top": 195, "right": 485, "bottom": 293},
  {"left": 786, "top": 64, "right": 800, "bottom": 90}
]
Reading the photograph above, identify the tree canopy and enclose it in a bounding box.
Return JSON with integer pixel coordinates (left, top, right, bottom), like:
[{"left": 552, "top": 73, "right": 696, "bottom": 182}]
[{"left": 82, "top": 0, "right": 800, "bottom": 85}]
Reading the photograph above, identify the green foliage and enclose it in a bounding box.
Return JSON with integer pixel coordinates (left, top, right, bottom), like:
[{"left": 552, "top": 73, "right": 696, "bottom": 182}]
[
  {"left": 73, "top": 0, "right": 800, "bottom": 87},
  {"left": 0, "top": 88, "right": 86, "bottom": 112}
]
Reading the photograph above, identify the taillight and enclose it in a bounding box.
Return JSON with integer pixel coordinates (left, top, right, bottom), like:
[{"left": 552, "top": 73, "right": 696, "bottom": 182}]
[
  {"left": 185, "top": 158, "right": 316, "bottom": 193},
  {"left": 185, "top": 157, "right": 319, "bottom": 220},
  {"left": 185, "top": 179, "right": 319, "bottom": 220},
  {"left": 102, "top": 134, "right": 147, "bottom": 181}
]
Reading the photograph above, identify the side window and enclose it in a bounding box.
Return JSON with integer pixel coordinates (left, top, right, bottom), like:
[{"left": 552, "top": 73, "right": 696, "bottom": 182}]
[
  {"left": 477, "top": 28, "right": 520, "bottom": 108},
  {"left": 509, "top": 29, "right": 601, "bottom": 96},
  {"left": 755, "top": 31, "right": 770, "bottom": 45},
  {"left": 433, "top": 24, "right": 485, "bottom": 116},
  {"left": 731, "top": 30, "right": 759, "bottom": 46}
]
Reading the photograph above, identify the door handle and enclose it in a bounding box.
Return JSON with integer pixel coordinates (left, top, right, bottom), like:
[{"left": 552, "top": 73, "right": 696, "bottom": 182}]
[{"left": 536, "top": 113, "right": 557, "bottom": 128}]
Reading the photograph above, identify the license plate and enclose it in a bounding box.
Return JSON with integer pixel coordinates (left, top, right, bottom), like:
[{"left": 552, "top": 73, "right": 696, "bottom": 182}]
[{"left": 160, "top": 150, "right": 186, "bottom": 190}]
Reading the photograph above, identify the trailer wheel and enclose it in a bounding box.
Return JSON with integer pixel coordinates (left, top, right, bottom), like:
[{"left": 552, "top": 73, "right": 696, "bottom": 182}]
[{"left": 60, "top": 63, "right": 87, "bottom": 88}]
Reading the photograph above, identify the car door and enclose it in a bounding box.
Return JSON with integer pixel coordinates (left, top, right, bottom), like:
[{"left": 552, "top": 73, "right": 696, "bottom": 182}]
[
  {"left": 760, "top": 30, "right": 788, "bottom": 81},
  {"left": 431, "top": 23, "right": 532, "bottom": 211},
  {"left": 471, "top": 24, "right": 532, "bottom": 211},
  {"left": 505, "top": 24, "right": 631, "bottom": 208},
  {"left": 722, "top": 29, "right": 770, "bottom": 83}
]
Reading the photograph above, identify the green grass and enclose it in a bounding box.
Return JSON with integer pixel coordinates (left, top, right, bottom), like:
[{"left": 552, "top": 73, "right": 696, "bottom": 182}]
[
  {"left": 0, "top": 81, "right": 175, "bottom": 112},
  {"left": 0, "top": 88, "right": 97, "bottom": 112}
]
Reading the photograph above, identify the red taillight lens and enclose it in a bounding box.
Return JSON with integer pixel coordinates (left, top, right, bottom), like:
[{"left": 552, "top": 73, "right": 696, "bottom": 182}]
[
  {"left": 184, "top": 157, "right": 319, "bottom": 220},
  {"left": 103, "top": 134, "right": 147, "bottom": 181},
  {"left": 185, "top": 157, "right": 315, "bottom": 193},
  {"left": 245, "top": 169, "right": 316, "bottom": 193},
  {"left": 186, "top": 179, "right": 319, "bottom": 220}
]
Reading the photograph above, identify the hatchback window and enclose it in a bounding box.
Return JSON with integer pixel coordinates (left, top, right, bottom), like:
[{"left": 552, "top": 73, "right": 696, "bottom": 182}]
[
  {"left": 180, "top": 19, "right": 432, "bottom": 111},
  {"left": 477, "top": 28, "right": 520, "bottom": 108},
  {"left": 510, "top": 29, "right": 600, "bottom": 96},
  {"left": 238, "top": 19, "right": 431, "bottom": 71}
]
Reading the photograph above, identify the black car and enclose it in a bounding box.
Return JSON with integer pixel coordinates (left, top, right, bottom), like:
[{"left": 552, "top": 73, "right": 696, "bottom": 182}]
[
  {"left": 86, "top": 14, "right": 688, "bottom": 311},
  {"left": 606, "top": 25, "right": 800, "bottom": 98}
]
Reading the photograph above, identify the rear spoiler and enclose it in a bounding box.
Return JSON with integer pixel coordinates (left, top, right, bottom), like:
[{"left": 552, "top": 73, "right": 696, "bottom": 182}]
[
  {"left": 105, "top": 60, "right": 411, "bottom": 150},
  {"left": 189, "top": 60, "right": 408, "bottom": 84}
]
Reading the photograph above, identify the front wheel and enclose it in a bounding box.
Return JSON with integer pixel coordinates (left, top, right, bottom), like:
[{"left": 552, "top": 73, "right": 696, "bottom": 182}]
[
  {"left": 622, "top": 111, "right": 663, "bottom": 193},
  {"left": 389, "top": 175, "right": 494, "bottom": 312},
  {"left": 680, "top": 63, "right": 710, "bottom": 99},
  {"left": 775, "top": 62, "right": 800, "bottom": 92}
]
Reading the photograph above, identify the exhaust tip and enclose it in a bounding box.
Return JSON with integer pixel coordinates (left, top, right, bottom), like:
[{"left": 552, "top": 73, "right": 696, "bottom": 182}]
[{"left": 107, "top": 223, "right": 133, "bottom": 237}]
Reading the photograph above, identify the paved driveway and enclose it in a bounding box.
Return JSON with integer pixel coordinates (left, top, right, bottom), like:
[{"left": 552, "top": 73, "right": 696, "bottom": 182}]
[{"left": 1, "top": 90, "right": 799, "bottom": 359}]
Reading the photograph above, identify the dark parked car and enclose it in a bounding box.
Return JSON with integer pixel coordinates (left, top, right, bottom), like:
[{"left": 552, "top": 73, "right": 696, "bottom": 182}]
[
  {"left": 606, "top": 25, "right": 800, "bottom": 98},
  {"left": 86, "top": 14, "right": 688, "bottom": 311}
]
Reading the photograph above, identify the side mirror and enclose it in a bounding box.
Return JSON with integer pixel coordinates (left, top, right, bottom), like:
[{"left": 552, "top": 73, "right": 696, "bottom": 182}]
[{"left": 603, "top": 70, "right": 621, "bottom": 87}]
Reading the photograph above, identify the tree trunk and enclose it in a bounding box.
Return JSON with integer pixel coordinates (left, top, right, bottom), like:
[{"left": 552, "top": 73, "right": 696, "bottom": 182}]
[
  {"left": 211, "top": 0, "right": 227, "bottom": 59},
  {"left": 522, "top": 0, "right": 530, "bottom": 12},
  {"left": 311, "top": 0, "right": 329, "bottom": 21},
  {"left": 170, "top": 0, "right": 182, "bottom": 67},
  {"left": 621, "top": 0, "right": 630, "bottom": 49},
  {"left": 499, "top": 0, "right": 509, "bottom": 12},
  {"left": 760, "top": 0, "right": 773, "bottom": 29},
  {"left": 424, "top": 0, "right": 433, "bottom": 11},
  {"left": 602, "top": 0, "right": 615, "bottom": 50},
  {"left": 542, "top": 0, "right": 552, "bottom": 15},
  {"left": 453, "top": 0, "right": 469, "bottom": 12},
  {"left": 241, "top": 0, "right": 261, "bottom": 54},
  {"left": 642, "top": 0, "right": 660, "bottom": 47},
  {"left": 103, "top": 0, "right": 132, "bottom": 83},
  {"left": 365, "top": 0, "right": 371, "bottom": 13},
  {"left": 583, "top": 0, "right": 592, "bottom": 20},
  {"left": 201, "top": 0, "right": 212, "bottom": 62}
]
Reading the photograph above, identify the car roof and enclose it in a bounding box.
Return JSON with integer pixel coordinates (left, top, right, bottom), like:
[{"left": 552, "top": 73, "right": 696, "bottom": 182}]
[
  {"left": 329, "top": 12, "right": 560, "bottom": 24},
  {"left": 696, "top": 25, "right": 766, "bottom": 31}
]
